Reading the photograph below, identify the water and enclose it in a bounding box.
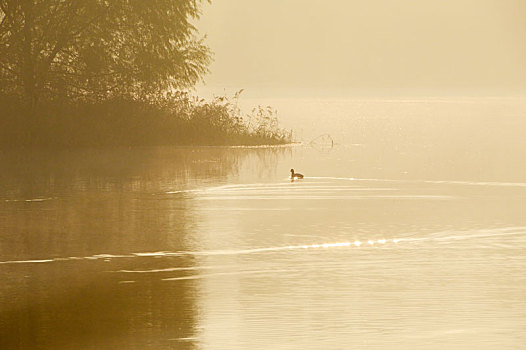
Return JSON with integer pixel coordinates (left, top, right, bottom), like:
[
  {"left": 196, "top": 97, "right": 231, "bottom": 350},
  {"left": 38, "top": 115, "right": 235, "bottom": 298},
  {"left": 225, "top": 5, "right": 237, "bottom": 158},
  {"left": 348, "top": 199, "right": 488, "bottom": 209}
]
[{"left": 1, "top": 97, "right": 526, "bottom": 349}]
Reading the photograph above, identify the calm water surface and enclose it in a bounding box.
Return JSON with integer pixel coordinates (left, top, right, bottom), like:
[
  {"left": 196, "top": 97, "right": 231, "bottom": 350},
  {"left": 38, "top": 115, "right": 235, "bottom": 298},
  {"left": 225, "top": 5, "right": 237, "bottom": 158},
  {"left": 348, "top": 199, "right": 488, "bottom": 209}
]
[{"left": 1, "top": 98, "right": 526, "bottom": 349}]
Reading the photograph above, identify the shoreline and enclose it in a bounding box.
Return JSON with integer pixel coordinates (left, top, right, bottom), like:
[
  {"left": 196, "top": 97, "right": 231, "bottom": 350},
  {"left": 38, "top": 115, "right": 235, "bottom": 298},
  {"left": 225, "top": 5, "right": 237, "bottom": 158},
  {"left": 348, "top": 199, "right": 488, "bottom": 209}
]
[{"left": 0, "top": 95, "right": 292, "bottom": 149}]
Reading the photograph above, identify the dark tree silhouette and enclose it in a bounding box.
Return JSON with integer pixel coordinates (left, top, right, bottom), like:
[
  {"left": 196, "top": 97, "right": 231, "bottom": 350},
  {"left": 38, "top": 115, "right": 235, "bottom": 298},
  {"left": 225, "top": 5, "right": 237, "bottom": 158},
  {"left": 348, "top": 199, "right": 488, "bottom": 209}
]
[{"left": 0, "top": 0, "right": 211, "bottom": 106}]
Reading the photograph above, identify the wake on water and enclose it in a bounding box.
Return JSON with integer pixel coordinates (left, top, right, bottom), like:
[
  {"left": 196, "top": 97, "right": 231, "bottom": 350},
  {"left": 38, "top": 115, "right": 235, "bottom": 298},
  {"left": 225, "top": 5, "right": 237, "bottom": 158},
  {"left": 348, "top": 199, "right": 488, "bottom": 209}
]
[
  {"left": 1, "top": 226, "right": 524, "bottom": 266},
  {"left": 164, "top": 176, "right": 526, "bottom": 197},
  {"left": 2, "top": 176, "right": 524, "bottom": 266}
]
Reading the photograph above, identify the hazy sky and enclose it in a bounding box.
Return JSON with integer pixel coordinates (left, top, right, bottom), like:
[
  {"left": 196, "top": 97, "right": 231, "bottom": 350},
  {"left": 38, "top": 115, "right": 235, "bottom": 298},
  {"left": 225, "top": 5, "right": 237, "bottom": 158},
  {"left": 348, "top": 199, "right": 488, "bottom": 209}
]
[{"left": 197, "top": 0, "right": 526, "bottom": 94}]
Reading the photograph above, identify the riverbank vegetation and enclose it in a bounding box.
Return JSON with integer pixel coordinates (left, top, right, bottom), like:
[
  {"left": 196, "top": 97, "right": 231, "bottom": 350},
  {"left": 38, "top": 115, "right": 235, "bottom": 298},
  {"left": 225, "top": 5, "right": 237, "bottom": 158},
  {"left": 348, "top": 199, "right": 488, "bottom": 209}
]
[
  {"left": 0, "top": 0, "right": 290, "bottom": 148},
  {"left": 0, "top": 92, "right": 291, "bottom": 148}
]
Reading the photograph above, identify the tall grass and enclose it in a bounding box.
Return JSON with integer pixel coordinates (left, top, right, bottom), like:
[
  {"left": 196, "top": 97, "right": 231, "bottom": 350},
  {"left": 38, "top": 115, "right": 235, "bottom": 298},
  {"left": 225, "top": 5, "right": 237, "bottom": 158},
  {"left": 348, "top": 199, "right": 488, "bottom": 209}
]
[{"left": 0, "top": 92, "right": 292, "bottom": 148}]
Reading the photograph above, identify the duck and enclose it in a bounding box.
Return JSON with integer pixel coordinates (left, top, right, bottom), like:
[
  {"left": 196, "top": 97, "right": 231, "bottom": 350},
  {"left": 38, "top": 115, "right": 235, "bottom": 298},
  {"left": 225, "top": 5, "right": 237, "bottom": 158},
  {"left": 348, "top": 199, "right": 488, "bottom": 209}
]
[{"left": 290, "top": 168, "right": 304, "bottom": 180}]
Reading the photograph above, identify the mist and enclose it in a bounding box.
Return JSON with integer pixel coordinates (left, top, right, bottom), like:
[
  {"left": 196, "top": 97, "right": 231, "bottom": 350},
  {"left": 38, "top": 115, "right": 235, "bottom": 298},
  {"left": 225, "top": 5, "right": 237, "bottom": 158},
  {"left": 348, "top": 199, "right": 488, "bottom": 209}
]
[
  {"left": 2, "top": 1, "right": 526, "bottom": 349},
  {"left": 198, "top": 0, "right": 526, "bottom": 95}
]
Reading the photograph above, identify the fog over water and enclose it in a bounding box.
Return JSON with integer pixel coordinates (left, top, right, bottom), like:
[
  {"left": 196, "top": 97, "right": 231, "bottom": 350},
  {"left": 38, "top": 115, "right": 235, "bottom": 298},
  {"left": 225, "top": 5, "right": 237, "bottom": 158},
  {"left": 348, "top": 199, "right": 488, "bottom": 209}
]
[
  {"left": 2, "top": 1, "right": 526, "bottom": 349},
  {"left": 197, "top": 0, "right": 526, "bottom": 94},
  {"left": 2, "top": 97, "right": 526, "bottom": 349}
]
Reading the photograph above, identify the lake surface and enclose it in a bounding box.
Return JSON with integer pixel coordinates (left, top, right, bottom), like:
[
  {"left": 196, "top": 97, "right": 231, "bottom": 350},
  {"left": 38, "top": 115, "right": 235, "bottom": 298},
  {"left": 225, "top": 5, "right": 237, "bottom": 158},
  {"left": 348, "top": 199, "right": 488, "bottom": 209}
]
[{"left": 1, "top": 97, "right": 526, "bottom": 349}]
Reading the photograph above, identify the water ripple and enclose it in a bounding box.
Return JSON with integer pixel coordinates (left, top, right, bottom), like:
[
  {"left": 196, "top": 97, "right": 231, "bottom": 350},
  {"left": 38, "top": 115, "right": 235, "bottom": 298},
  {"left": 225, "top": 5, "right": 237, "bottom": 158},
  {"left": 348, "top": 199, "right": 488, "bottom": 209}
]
[{"left": 1, "top": 226, "right": 524, "bottom": 266}]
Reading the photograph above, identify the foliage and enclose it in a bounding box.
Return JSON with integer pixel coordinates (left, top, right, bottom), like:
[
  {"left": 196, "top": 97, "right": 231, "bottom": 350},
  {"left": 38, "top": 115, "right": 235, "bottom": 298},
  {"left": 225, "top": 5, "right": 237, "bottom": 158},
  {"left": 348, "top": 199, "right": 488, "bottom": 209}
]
[
  {"left": 0, "top": 0, "right": 211, "bottom": 104},
  {"left": 0, "top": 2, "right": 291, "bottom": 148},
  {"left": 0, "top": 92, "right": 292, "bottom": 148}
]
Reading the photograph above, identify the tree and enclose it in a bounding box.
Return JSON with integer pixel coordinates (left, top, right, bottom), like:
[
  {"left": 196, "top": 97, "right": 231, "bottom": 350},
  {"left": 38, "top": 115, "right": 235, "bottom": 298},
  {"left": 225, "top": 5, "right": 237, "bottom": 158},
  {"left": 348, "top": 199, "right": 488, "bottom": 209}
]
[{"left": 0, "top": 0, "right": 211, "bottom": 106}]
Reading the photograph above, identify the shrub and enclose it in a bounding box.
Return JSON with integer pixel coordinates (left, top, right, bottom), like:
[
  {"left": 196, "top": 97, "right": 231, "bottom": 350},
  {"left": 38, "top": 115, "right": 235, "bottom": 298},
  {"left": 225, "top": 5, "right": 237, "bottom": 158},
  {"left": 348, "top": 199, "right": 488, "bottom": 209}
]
[{"left": 0, "top": 91, "right": 291, "bottom": 148}]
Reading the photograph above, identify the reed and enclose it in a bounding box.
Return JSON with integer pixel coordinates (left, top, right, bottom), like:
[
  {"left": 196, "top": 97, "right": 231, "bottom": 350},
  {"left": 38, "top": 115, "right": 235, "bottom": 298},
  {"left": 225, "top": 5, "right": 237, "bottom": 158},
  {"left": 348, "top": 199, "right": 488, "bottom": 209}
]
[{"left": 0, "top": 92, "right": 292, "bottom": 149}]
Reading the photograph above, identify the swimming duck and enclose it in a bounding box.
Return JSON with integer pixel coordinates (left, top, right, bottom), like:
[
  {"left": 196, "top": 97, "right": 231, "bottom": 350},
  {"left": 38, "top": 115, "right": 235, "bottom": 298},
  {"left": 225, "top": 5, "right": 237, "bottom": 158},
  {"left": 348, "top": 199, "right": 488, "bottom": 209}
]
[{"left": 290, "top": 169, "right": 304, "bottom": 180}]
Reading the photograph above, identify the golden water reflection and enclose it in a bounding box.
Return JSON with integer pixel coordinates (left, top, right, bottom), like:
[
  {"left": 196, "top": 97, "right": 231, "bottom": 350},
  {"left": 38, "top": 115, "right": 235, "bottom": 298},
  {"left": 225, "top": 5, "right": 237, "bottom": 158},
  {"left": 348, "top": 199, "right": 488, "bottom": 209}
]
[{"left": 1, "top": 98, "right": 526, "bottom": 349}]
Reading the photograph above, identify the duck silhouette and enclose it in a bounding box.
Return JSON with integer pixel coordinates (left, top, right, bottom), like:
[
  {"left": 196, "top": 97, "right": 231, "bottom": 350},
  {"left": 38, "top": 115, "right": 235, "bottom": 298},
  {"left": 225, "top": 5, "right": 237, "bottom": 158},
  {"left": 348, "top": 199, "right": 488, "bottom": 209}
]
[{"left": 290, "top": 169, "right": 304, "bottom": 180}]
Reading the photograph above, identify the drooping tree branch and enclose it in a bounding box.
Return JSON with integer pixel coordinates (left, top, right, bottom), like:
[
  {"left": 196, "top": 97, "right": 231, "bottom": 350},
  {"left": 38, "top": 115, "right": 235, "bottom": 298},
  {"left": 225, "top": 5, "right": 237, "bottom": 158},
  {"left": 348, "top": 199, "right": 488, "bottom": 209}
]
[{"left": 0, "top": 0, "right": 212, "bottom": 103}]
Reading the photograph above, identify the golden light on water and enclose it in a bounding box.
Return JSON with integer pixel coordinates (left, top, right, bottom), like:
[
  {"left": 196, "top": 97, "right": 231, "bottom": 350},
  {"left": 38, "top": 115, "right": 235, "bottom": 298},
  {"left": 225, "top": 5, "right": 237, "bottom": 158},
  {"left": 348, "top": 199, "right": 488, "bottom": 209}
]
[
  {"left": 0, "top": 236, "right": 439, "bottom": 265},
  {"left": 2, "top": 0, "right": 526, "bottom": 347}
]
